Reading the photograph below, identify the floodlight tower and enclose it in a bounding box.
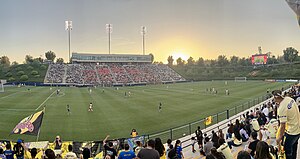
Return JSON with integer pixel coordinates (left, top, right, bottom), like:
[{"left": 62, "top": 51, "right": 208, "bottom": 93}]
[
  {"left": 65, "top": 21, "right": 73, "bottom": 62},
  {"left": 106, "top": 24, "right": 113, "bottom": 54},
  {"left": 141, "top": 26, "right": 146, "bottom": 55}
]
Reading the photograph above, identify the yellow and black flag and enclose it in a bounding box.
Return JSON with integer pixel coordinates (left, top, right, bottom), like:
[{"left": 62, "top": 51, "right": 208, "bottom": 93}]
[
  {"left": 11, "top": 110, "right": 44, "bottom": 136},
  {"left": 204, "top": 116, "right": 212, "bottom": 126}
]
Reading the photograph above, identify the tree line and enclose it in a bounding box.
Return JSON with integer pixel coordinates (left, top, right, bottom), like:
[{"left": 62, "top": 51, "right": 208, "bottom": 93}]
[
  {"left": 166, "top": 47, "right": 299, "bottom": 67},
  {"left": 0, "top": 51, "right": 64, "bottom": 68}
]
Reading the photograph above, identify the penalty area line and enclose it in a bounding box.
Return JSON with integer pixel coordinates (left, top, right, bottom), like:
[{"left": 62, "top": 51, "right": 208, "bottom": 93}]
[{"left": 35, "top": 91, "right": 56, "bottom": 111}]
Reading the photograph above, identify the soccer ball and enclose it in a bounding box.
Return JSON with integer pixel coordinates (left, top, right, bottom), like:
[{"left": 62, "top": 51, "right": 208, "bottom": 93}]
[{"left": 182, "top": 133, "right": 186, "bottom": 136}]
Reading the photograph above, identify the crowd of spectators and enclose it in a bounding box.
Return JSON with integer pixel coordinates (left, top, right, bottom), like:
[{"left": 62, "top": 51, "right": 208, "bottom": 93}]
[
  {"left": 95, "top": 65, "right": 114, "bottom": 86},
  {"left": 191, "top": 86, "right": 300, "bottom": 159},
  {"left": 109, "top": 64, "right": 132, "bottom": 84},
  {"left": 44, "top": 64, "right": 65, "bottom": 83},
  {"left": 44, "top": 63, "right": 185, "bottom": 86},
  {"left": 65, "top": 65, "right": 83, "bottom": 84},
  {"left": 81, "top": 64, "right": 98, "bottom": 85},
  {"left": 123, "top": 65, "right": 147, "bottom": 83}
]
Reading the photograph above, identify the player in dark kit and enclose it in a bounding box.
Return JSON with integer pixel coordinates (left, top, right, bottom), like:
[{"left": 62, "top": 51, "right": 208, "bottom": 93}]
[
  {"left": 67, "top": 104, "right": 71, "bottom": 115},
  {"left": 158, "top": 102, "right": 162, "bottom": 112}
]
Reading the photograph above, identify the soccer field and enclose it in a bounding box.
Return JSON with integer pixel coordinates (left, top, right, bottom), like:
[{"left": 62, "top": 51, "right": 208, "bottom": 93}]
[{"left": 0, "top": 81, "right": 290, "bottom": 142}]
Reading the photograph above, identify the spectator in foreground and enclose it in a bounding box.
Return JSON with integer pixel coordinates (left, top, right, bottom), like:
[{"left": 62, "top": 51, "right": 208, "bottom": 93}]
[
  {"left": 154, "top": 138, "right": 165, "bottom": 159},
  {"left": 14, "top": 139, "right": 24, "bottom": 159},
  {"left": 217, "top": 138, "right": 233, "bottom": 159},
  {"left": 233, "top": 119, "right": 242, "bottom": 141},
  {"left": 134, "top": 141, "right": 143, "bottom": 156},
  {"left": 239, "top": 123, "right": 249, "bottom": 142},
  {"left": 174, "top": 140, "right": 184, "bottom": 159},
  {"left": 211, "top": 131, "right": 220, "bottom": 148},
  {"left": 167, "top": 145, "right": 175, "bottom": 159},
  {"left": 237, "top": 151, "right": 251, "bottom": 159},
  {"left": 250, "top": 118, "right": 260, "bottom": 132},
  {"left": 103, "top": 135, "right": 118, "bottom": 159},
  {"left": 4, "top": 144, "right": 14, "bottom": 159},
  {"left": 248, "top": 131, "right": 259, "bottom": 157},
  {"left": 205, "top": 154, "right": 216, "bottom": 159},
  {"left": 254, "top": 141, "right": 273, "bottom": 159},
  {"left": 195, "top": 126, "right": 203, "bottom": 149},
  {"left": 226, "top": 124, "right": 234, "bottom": 149},
  {"left": 29, "top": 148, "right": 38, "bottom": 159},
  {"left": 137, "top": 139, "right": 160, "bottom": 159},
  {"left": 273, "top": 90, "right": 300, "bottom": 159},
  {"left": 45, "top": 149, "right": 56, "bottom": 159},
  {"left": 81, "top": 147, "right": 91, "bottom": 159},
  {"left": 165, "top": 139, "right": 173, "bottom": 158},
  {"left": 118, "top": 144, "right": 136, "bottom": 159},
  {"left": 210, "top": 148, "right": 225, "bottom": 159},
  {"left": 218, "top": 129, "right": 224, "bottom": 140},
  {"left": 54, "top": 136, "right": 62, "bottom": 150},
  {"left": 203, "top": 137, "right": 213, "bottom": 156},
  {"left": 0, "top": 148, "right": 7, "bottom": 159},
  {"left": 65, "top": 145, "right": 77, "bottom": 159}
]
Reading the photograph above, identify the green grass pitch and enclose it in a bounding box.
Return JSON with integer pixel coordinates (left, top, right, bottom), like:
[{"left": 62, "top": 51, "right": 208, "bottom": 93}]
[{"left": 0, "top": 81, "right": 290, "bottom": 142}]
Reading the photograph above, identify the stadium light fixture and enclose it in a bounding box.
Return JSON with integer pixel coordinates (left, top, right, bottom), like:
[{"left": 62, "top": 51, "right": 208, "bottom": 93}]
[
  {"left": 106, "top": 24, "right": 113, "bottom": 54},
  {"left": 65, "top": 21, "right": 73, "bottom": 63},
  {"left": 141, "top": 26, "right": 146, "bottom": 55}
]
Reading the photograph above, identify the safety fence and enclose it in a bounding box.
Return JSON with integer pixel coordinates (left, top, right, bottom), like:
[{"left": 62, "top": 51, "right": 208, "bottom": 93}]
[{"left": 146, "top": 94, "right": 273, "bottom": 145}]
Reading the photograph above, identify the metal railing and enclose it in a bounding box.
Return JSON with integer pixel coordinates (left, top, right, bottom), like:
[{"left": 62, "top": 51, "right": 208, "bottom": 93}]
[{"left": 146, "top": 94, "right": 272, "bottom": 145}]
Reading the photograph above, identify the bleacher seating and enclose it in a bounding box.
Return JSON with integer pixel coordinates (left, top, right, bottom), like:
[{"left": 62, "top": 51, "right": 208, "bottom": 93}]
[
  {"left": 44, "top": 64, "right": 65, "bottom": 83},
  {"left": 44, "top": 63, "right": 185, "bottom": 85}
]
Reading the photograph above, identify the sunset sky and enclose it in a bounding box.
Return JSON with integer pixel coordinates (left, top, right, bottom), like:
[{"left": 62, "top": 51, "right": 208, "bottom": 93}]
[{"left": 0, "top": 0, "right": 300, "bottom": 63}]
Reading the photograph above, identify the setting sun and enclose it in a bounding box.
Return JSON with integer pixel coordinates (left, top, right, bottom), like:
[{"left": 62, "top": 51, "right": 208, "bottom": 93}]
[{"left": 172, "top": 52, "right": 190, "bottom": 61}]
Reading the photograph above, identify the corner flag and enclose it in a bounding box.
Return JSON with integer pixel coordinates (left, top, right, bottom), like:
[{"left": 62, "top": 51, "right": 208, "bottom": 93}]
[
  {"left": 204, "top": 116, "right": 212, "bottom": 126},
  {"left": 11, "top": 110, "right": 44, "bottom": 136}
]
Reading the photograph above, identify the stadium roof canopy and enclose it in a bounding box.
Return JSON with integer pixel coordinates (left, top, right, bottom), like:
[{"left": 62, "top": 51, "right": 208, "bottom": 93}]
[{"left": 71, "top": 52, "right": 152, "bottom": 63}]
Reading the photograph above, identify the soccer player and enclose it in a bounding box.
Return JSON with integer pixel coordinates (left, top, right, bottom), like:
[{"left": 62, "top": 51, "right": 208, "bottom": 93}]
[
  {"left": 158, "top": 102, "right": 162, "bottom": 112},
  {"left": 225, "top": 89, "right": 229, "bottom": 95},
  {"left": 88, "top": 102, "right": 93, "bottom": 112},
  {"left": 66, "top": 104, "right": 71, "bottom": 115},
  {"left": 88, "top": 88, "right": 92, "bottom": 94}
]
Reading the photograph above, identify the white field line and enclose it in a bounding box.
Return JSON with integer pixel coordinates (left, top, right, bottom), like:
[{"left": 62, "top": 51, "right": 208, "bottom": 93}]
[
  {"left": 0, "top": 92, "right": 19, "bottom": 99},
  {"left": 0, "top": 108, "right": 36, "bottom": 111},
  {"left": 35, "top": 91, "right": 56, "bottom": 111}
]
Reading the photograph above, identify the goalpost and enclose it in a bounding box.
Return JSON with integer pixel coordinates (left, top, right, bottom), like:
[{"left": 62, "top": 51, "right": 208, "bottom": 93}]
[
  {"left": 234, "top": 77, "right": 247, "bottom": 82},
  {"left": 0, "top": 80, "right": 5, "bottom": 93}
]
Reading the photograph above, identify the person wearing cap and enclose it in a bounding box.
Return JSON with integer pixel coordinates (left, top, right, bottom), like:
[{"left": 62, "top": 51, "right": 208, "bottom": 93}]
[
  {"left": 273, "top": 90, "right": 300, "bottom": 159},
  {"left": 13, "top": 139, "right": 24, "bottom": 159}
]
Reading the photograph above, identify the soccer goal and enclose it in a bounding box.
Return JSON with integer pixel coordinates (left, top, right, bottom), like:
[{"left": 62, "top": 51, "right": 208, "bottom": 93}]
[
  {"left": 234, "top": 77, "right": 247, "bottom": 82},
  {"left": 0, "top": 80, "right": 5, "bottom": 93}
]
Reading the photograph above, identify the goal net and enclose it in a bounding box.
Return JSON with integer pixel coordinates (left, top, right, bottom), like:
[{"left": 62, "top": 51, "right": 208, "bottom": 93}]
[{"left": 234, "top": 77, "right": 247, "bottom": 82}]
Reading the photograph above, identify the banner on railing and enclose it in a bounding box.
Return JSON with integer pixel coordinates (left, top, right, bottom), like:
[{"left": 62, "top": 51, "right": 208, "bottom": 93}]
[{"left": 204, "top": 116, "right": 212, "bottom": 125}]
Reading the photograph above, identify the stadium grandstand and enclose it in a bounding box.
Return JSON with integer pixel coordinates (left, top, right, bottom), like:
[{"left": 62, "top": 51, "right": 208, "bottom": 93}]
[{"left": 44, "top": 53, "right": 185, "bottom": 86}]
